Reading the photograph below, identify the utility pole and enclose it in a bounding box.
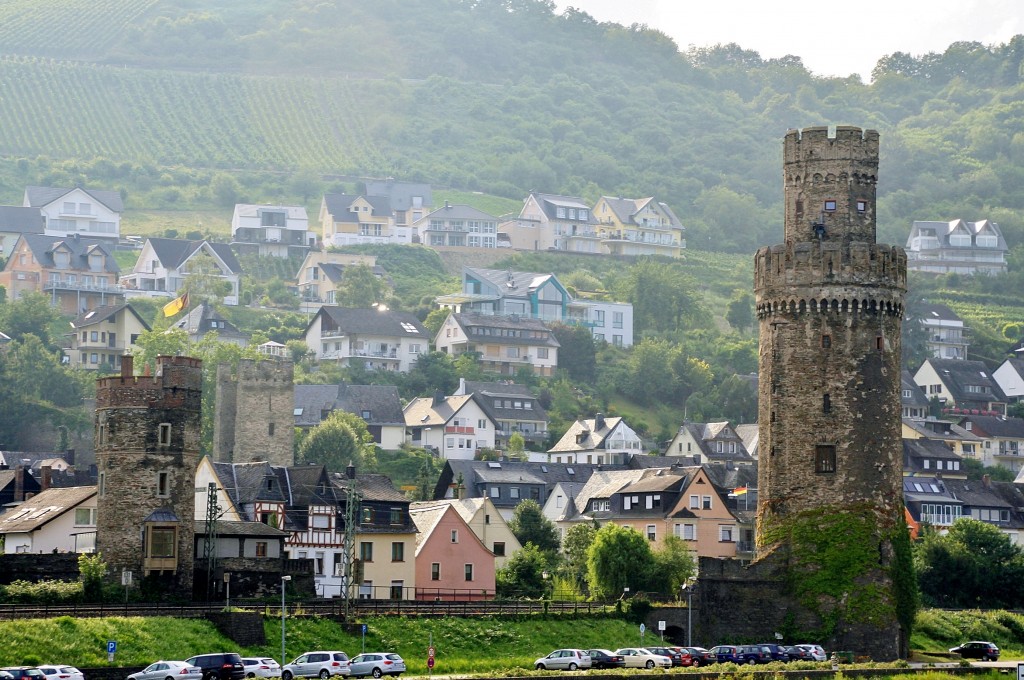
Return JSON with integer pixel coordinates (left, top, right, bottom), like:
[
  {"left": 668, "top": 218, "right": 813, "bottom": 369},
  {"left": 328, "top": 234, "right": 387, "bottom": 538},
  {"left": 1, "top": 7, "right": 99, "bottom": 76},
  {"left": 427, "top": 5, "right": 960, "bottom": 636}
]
[
  {"left": 203, "top": 482, "right": 219, "bottom": 601},
  {"left": 342, "top": 473, "right": 361, "bottom": 622}
]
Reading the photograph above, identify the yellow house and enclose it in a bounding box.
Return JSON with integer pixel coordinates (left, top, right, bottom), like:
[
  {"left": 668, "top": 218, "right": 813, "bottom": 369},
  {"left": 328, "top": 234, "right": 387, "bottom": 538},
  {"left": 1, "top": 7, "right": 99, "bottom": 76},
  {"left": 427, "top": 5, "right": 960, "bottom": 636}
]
[
  {"left": 902, "top": 417, "right": 983, "bottom": 461},
  {"left": 65, "top": 303, "right": 151, "bottom": 371},
  {"left": 320, "top": 194, "right": 406, "bottom": 247},
  {"left": 591, "top": 196, "right": 685, "bottom": 258}
]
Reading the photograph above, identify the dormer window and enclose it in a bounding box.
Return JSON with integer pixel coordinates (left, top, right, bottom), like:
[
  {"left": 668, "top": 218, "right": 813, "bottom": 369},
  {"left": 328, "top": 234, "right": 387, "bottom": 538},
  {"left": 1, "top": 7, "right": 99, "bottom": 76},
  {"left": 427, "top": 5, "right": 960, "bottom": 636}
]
[{"left": 53, "top": 251, "right": 70, "bottom": 269}]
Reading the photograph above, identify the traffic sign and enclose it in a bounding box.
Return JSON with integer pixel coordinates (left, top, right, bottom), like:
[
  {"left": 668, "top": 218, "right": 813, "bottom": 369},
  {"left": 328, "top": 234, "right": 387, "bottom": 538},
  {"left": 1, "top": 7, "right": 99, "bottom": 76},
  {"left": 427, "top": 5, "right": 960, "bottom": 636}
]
[
  {"left": 107, "top": 641, "right": 117, "bottom": 654},
  {"left": 427, "top": 657, "right": 435, "bottom": 669},
  {"left": 657, "top": 621, "right": 666, "bottom": 631},
  {"left": 362, "top": 624, "right": 368, "bottom": 634},
  {"left": 428, "top": 646, "right": 435, "bottom": 658},
  {"left": 639, "top": 623, "right": 646, "bottom": 633}
]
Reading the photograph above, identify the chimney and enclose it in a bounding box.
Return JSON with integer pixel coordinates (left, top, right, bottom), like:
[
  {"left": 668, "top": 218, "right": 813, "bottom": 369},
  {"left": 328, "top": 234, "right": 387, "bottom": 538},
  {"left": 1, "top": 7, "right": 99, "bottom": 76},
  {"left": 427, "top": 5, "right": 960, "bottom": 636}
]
[
  {"left": 458, "top": 377, "right": 467, "bottom": 395},
  {"left": 121, "top": 354, "right": 134, "bottom": 377},
  {"left": 445, "top": 200, "right": 451, "bottom": 209},
  {"left": 982, "top": 473, "right": 991, "bottom": 488},
  {"left": 65, "top": 448, "right": 75, "bottom": 466},
  {"left": 432, "top": 390, "right": 444, "bottom": 406},
  {"left": 41, "top": 465, "right": 52, "bottom": 491},
  {"left": 457, "top": 481, "right": 466, "bottom": 500},
  {"left": 595, "top": 413, "right": 605, "bottom": 431},
  {"left": 14, "top": 465, "right": 25, "bottom": 502},
  {"left": 346, "top": 461, "right": 356, "bottom": 480}
]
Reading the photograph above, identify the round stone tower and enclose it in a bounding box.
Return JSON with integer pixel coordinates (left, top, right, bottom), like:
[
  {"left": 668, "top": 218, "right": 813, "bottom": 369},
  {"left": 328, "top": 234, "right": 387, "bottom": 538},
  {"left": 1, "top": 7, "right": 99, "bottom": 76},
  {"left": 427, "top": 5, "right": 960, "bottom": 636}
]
[
  {"left": 94, "top": 354, "right": 202, "bottom": 597},
  {"left": 754, "top": 126, "right": 908, "bottom": 657}
]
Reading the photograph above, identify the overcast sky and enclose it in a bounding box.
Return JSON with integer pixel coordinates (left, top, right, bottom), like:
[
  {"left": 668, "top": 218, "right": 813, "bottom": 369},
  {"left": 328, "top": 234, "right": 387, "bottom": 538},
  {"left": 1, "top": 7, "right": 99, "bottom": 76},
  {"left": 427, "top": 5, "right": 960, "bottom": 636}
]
[{"left": 556, "top": 0, "right": 1023, "bottom": 81}]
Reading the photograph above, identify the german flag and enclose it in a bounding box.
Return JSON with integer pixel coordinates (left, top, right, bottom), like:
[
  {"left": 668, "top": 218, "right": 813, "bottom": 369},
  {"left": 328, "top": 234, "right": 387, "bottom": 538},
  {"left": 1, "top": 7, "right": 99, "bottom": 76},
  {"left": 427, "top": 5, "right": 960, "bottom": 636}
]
[{"left": 162, "top": 291, "right": 189, "bottom": 317}]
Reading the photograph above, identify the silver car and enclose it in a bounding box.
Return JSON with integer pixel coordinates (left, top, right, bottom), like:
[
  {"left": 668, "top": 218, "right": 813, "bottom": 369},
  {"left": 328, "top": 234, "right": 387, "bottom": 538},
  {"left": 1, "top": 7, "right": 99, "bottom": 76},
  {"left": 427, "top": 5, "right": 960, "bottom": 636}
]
[
  {"left": 347, "top": 654, "right": 405, "bottom": 679},
  {"left": 128, "top": 662, "right": 203, "bottom": 680},
  {"left": 283, "top": 652, "right": 350, "bottom": 680},
  {"left": 534, "top": 649, "right": 592, "bottom": 671},
  {"left": 38, "top": 667, "right": 84, "bottom": 680},
  {"left": 241, "top": 659, "right": 281, "bottom": 679}
]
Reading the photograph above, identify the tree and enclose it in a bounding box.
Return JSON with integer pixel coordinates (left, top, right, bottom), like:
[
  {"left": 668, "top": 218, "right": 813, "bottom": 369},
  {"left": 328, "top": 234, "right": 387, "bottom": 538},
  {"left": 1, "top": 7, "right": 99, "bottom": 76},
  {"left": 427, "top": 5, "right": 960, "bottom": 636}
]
[
  {"left": 508, "top": 499, "right": 560, "bottom": 553},
  {"left": 507, "top": 431, "right": 526, "bottom": 460},
  {"left": 725, "top": 289, "right": 754, "bottom": 332},
  {"left": 0, "top": 292, "right": 61, "bottom": 350},
  {"left": 297, "top": 410, "right": 378, "bottom": 473},
  {"left": 496, "top": 543, "right": 551, "bottom": 598},
  {"left": 550, "top": 322, "right": 597, "bottom": 384},
  {"left": 586, "top": 523, "right": 655, "bottom": 599},
  {"left": 562, "top": 522, "right": 596, "bottom": 587},
  {"left": 336, "top": 264, "right": 387, "bottom": 307},
  {"left": 650, "top": 536, "right": 696, "bottom": 594}
]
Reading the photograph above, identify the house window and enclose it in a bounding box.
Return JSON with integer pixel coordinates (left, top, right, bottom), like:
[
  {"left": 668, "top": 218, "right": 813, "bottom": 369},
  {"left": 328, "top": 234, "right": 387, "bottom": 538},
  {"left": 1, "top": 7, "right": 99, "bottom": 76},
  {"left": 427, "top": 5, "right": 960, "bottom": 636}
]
[
  {"left": 431, "top": 563, "right": 440, "bottom": 580},
  {"left": 390, "top": 508, "right": 403, "bottom": 525},
  {"left": 675, "top": 523, "right": 696, "bottom": 540},
  {"left": 256, "top": 542, "right": 268, "bottom": 557},
  {"left": 158, "top": 423, "right": 172, "bottom": 446},
  {"left": 157, "top": 471, "right": 170, "bottom": 498},
  {"left": 311, "top": 513, "right": 329, "bottom": 529},
  {"left": 506, "top": 346, "right": 520, "bottom": 358},
  {"left": 361, "top": 507, "right": 373, "bottom": 523},
  {"left": 451, "top": 530, "right": 458, "bottom": 543},
  {"left": 360, "top": 542, "right": 373, "bottom": 562},
  {"left": 490, "top": 487, "right": 500, "bottom": 498},
  {"left": 149, "top": 527, "right": 176, "bottom": 558},
  {"left": 391, "top": 542, "right": 405, "bottom": 562},
  {"left": 98, "top": 424, "right": 106, "bottom": 445},
  {"left": 646, "top": 525, "right": 656, "bottom": 541},
  {"left": 465, "top": 564, "right": 474, "bottom": 581},
  {"left": 478, "top": 419, "right": 487, "bottom": 429},
  {"left": 815, "top": 444, "right": 837, "bottom": 473},
  {"left": 510, "top": 487, "right": 520, "bottom": 499},
  {"left": 719, "top": 525, "right": 735, "bottom": 542},
  {"left": 689, "top": 495, "right": 699, "bottom": 509},
  {"left": 856, "top": 200, "right": 867, "bottom": 213},
  {"left": 493, "top": 542, "right": 506, "bottom": 556},
  {"left": 536, "top": 347, "right": 549, "bottom": 359},
  {"left": 390, "top": 581, "right": 404, "bottom": 600},
  {"left": 702, "top": 496, "right": 712, "bottom": 509},
  {"left": 74, "top": 508, "right": 96, "bottom": 526}
]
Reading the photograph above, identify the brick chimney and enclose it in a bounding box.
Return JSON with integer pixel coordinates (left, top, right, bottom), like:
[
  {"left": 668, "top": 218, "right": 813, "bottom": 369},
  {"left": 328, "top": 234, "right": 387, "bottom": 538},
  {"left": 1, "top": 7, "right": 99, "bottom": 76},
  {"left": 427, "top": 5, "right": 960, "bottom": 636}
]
[
  {"left": 121, "top": 354, "right": 134, "bottom": 377},
  {"left": 41, "top": 465, "right": 52, "bottom": 491},
  {"left": 982, "top": 473, "right": 991, "bottom": 488},
  {"left": 14, "top": 465, "right": 25, "bottom": 502}
]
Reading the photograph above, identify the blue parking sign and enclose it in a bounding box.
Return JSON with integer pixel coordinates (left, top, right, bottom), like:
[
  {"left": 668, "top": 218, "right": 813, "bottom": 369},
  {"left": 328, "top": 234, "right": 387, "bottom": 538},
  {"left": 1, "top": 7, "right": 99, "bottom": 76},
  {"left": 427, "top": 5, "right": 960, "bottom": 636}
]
[{"left": 107, "top": 641, "right": 117, "bottom": 654}]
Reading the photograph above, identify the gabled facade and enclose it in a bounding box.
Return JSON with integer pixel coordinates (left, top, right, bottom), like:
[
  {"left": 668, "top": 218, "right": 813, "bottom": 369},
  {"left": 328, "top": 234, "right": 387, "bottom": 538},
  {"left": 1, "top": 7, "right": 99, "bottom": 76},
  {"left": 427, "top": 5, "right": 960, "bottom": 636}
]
[
  {"left": 917, "top": 303, "right": 969, "bottom": 360},
  {"left": 304, "top": 306, "right": 429, "bottom": 372},
  {"left": 453, "top": 378, "right": 549, "bottom": 449},
  {"left": 957, "top": 414, "right": 1024, "bottom": 474},
  {"left": 409, "top": 503, "right": 495, "bottom": 600},
  {"left": 0, "top": 485, "right": 97, "bottom": 554},
  {"left": 435, "top": 311, "right": 559, "bottom": 377},
  {"left": 901, "top": 370, "right": 930, "bottom": 420},
  {"left": 502, "top": 193, "right": 596, "bottom": 253},
  {"left": 65, "top": 303, "right": 151, "bottom": 371},
  {"left": 439, "top": 267, "right": 571, "bottom": 320},
  {"left": 364, "top": 179, "right": 432, "bottom": 229},
  {"left": 547, "top": 414, "right": 643, "bottom": 465},
  {"left": 294, "top": 383, "right": 407, "bottom": 450},
  {"left": 122, "top": 238, "right": 242, "bottom": 305},
  {"left": 413, "top": 203, "right": 498, "bottom": 249},
  {"left": 993, "top": 357, "right": 1024, "bottom": 403},
  {"left": 592, "top": 196, "right": 685, "bottom": 258},
  {"left": 320, "top": 194, "right": 407, "bottom": 247},
  {"left": 913, "top": 358, "right": 1007, "bottom": 415},
  {"left": 411, "top": 498, "right": 521, "bottom": 569},
  {"left": 906, "top": 219, "right": 1008, "bottom": 275},
  {"left": 168, "top": 302, "right": 249, "bottom": 346},
  {"left": 0, "top": 233, "right": 122, "bottom": 314},
  {"left": 0, "top": 205, "right": 45, "bottom": 262},
  {"left": 231, "top": 204, "right": 314, "bottom": 257},
  {"left": 24, "top": 185, "right": 123, "bottom": 241},
  {"left": 295, "top": 252, "right": 380, "bottom": 306},
  {"left": 403, "top": 393, "right": 497, "bottom": 460},
  {"left": 664, "top": 422, "right": 756, "bottom": 466}
]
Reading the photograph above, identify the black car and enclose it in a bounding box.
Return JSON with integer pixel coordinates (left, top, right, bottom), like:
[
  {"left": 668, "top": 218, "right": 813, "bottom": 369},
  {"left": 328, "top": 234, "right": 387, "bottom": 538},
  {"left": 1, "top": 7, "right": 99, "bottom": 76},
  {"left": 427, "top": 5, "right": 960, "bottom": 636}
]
[
  {"left": 645, "top": 647, "right": 684, "bottom": 667},
  {"left": 780, "top": 645, "right": 813, "bottom": 662},
  {"left": 735, "top": 646, "right": 772, "bottom": 665},
  {"left": 754, "top": 643, "right": 789, "bottom": 662},
  {"left": 949, "top": 642, "right": 1000, "bottom": 661},
  {"left": 185, "top": 654, "right": 246, "bottom": 680},
  {"left": 584, "top": 650, "right": 624, "bottom": 669}
]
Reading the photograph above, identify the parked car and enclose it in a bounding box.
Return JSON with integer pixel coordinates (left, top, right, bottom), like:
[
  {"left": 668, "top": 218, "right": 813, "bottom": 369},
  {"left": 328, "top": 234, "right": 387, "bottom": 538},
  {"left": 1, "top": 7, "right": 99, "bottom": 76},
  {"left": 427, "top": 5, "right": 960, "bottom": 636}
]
[
  {"left": 0, "top": 670, "right": 44, "bottom": 680},
  {"left": 709, "top": 645, "right": 739, "bottom": 664},
  {"left": 534, "top": 650, "right": 591, "bottom": 671},
  {"left": 613, "top": 649, "right": 672, "bottom": 669},
  {"left": 241, "top": 659, "right": 282, "bottom": 679},
  {"left": 754, "top": 644, "right": 789, "bottom": 662},
  {"left": 282, "top": 652, "right": 350, "bottom": 680},
  {"left": 796, "top": 645, "right": 827, "bottom": 661},
  {"left": 735, "top": 645, "right": 772, "bottom": 665},
  {"left": 347, "top": 654, "right": 405, "bottom": 679},
  {"left": 780, "top": 646, "right": 813, "bottom": 662},
  {"left": 949, "top": 642, "right": 1000, "bottom": 661},
  {"left": 127, "top": 662, "right": 202, "bottom": 680},
  {"left": 37, "top": 667, "right": 84, "bottom": 680},
  {"left": 184, "top": 654, "right": 245, "bottom": 680},
  {"left": 584, "top": 650, "right": 623, "bottom": 670},
  {"left": 677, "top": 647, "right": 714, "bottom": 667},
  {"left": 644, "top": 647, "right": 684, "bottom": 667},
  {"left": 1, "top": 672, "right": 14, "bottom": 680}
]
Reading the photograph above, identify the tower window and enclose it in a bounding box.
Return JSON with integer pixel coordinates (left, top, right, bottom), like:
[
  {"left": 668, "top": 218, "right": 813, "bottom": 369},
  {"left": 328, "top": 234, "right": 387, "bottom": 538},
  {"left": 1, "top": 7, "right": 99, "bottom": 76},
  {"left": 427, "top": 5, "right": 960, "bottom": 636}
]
[
  {"left": 795, "top": 199, "right": 803, "bottom": 217},
  {"left": 158, "top": 423, "right": 172, "bottom": 446},
  {"left": 856, "top": 200, "right": 867, "bottom": 213},
  {"left": 815, "top": 444, "right": 837, "bottom": 473},
  {"left": 824, "top": 200, "right": 837, "bottom": 212},
  {"left": 821, "top": 334, "right": 831, "bottom": 349},
  {"left": 876, "top": 336, "right": 884, "bottom": 351},
  {"left": 268, "top": 422, "right": 275, "bottom": 436},
  {"left": 98, "top": 424, "right": 106, "bottom": 445},
  {"left": 823, "top": 394, "right": 831, "bottom": 414},
  {"left": 157, "top": 471, "right": 170, "bottom": 497},
  {"left": 98, "top": 471, "right": 106, "bottom": 497}
]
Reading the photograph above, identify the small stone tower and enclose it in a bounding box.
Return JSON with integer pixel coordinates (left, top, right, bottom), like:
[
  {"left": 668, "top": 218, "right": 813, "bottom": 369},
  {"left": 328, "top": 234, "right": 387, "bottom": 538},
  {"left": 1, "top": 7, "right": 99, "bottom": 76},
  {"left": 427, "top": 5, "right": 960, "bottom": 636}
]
[
  {"left": 94, "top": 355, "right": 202, "bottom": 597},
  {"left": 213, "top": 358, "right": 294, "bottom": 466},
  {"left": 754, "top": 126, "right": 908, "bottom": 657}
]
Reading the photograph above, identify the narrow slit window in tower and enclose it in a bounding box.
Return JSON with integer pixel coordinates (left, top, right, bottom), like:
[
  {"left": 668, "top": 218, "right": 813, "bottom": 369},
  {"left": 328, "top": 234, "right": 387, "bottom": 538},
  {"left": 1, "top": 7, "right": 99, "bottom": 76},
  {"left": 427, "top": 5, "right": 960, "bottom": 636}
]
[
  {"left": 815, "top": 444, "right": 836, "bottom": 473},
  {"left": 157, "top": 471, "right": 170, "bottom": 497},
  {"left": 268, "top": 422, "right": 275, "bottom": 436},
  {"left": 158, "top": 423, "right": 172, "bottom": 446},
  {"left": 821, "top": 334, "right": 831, "bottom": 349},
  {"left": 876, "top": 336, "right": 884, "bottom": 351},
  {"left": 823, "top": 393, "right": 831, "bottom": 414}
]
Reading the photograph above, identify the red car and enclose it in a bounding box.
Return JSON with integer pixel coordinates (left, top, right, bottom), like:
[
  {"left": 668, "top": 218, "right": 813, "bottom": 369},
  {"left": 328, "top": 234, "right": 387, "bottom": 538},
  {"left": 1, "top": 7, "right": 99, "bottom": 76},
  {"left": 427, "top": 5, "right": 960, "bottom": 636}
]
[{"left": 677, "top": 647, "right": 715, "bottom": 667}]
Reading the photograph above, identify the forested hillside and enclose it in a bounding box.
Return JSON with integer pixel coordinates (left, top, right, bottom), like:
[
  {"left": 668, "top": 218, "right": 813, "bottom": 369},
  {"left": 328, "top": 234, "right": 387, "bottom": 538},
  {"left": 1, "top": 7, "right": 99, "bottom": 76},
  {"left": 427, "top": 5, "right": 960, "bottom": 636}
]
[{"left": 0, "top": 0, "right": 1023, "bottom": 252}]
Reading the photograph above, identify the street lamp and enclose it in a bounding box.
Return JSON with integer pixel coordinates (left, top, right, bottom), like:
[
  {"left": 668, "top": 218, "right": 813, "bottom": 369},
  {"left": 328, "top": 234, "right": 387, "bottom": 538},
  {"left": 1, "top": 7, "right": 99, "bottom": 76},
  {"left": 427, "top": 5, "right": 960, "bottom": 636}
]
[
  {"left": 682, "top": 578, "right": 696, "bottom": 647},
  {"left": 281, "top": 575, "right": 292, "bottom": 668}
]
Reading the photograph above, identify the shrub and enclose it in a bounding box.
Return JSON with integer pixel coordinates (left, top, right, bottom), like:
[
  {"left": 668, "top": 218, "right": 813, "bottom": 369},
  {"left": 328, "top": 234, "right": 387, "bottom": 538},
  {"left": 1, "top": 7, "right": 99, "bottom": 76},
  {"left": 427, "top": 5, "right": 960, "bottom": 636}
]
[{"left": 1, "top": 579, "right": 83, "bottom": 603}]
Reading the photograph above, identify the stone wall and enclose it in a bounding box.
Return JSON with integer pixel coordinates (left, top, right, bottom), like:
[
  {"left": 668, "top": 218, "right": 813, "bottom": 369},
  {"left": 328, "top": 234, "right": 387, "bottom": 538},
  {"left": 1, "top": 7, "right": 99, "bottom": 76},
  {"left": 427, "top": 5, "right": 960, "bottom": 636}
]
[
  {"left": 205, "top": 611, "right": 266, "bottom": 646},
  {"left": 0, "top": 553, "right": 80, "bottom": 585}
]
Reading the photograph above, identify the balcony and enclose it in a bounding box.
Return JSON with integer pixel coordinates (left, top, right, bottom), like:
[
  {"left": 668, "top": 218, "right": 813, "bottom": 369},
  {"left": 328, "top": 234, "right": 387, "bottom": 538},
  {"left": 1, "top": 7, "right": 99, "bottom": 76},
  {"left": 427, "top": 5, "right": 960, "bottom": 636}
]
[
  {"left": 920, "top": 512, "right": 959, "bottom": 526},
  {"left": 44, "top": 280, "right": 125, "bottom": 294},
  {"left": 445, "top": 426, "right": 476, "bottom": 434}
]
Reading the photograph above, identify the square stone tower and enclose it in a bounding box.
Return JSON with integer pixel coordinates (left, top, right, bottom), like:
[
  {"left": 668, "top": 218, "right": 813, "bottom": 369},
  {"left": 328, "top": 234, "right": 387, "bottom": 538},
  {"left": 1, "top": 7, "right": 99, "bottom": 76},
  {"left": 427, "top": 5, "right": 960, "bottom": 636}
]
[
  {"left": 94, "top": 355, "right": 202, "bottom": 597},
  {"left": 753, "top": 126, "right": 908, "bottom": 659},
  {"left": 213, "top": 358, "right": 295, "bottom": 466}
]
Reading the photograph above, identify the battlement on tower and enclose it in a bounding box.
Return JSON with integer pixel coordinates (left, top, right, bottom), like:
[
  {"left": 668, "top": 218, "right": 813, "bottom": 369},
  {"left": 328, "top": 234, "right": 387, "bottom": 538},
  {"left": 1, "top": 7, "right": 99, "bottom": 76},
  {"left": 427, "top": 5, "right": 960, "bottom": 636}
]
[
  {"left": 95, "top": 354, "right": 203, "bottom": 411},
  {"left": 784, "top": 126, "right": 879, "bottom": 165},
  {"left": 755, "top": 241, "right": 906, "bottom": 292}
]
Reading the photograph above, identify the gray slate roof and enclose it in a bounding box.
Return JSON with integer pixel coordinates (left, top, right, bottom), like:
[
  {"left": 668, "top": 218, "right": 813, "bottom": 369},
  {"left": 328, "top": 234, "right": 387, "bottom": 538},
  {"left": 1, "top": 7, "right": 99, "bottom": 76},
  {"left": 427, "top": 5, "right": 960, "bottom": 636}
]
[
  {"left": 902, "top": 439, "right": 963, "bottom": 472},
  {"left": 364, "top": 180, "right": 432, "bottom": 212},
  {"left": 194, "top": 519, "right": 288, "bottom": 537},
  {"left": 528, "top": 192, "right": 594, "bottom": 223},
  {"left": 457, "top": 379, "right": 547, "bottom": 424},
  {"left": 902, "top": 370, "right": 930, "bottom": 409},
  {"left": 918, "top": 303, "right": 963, "bottom": 323},
  {"left": 434, "top": 460, "right": 624, "bottom": 500},
  {"left": 322, "top": 194, "right": 393, "bottom": 223},
  {"left": 15, "top": 233, "right": 119, "bottom": 273},
  {"left": 71, "top": 303, "right": 150, "bottom": 331},
  {"left": 549, "top": 416, "right": 626, "bottom": 453},
  {"left": 420, "top": 204, "right": 496, "bottom": 223},
  {"left": 598, "top": 196, "right": 683, "bottom": 229},
  {"left": 0, "top": 206, "right": 45, "bottom": 233},
  {"left": 452, "top": 312, "right": 560, "bottom": 347},
  {"left": 927, "top": 358, "right": 1007, "bottom": 405},
  {"left": 146, "top": 237, "right": 242, "bottom": 274},
  {"left": 294, "top": 384, "right": 405, "bottom": 428},
  {"left": 25, "top": 185, "right": 124, "bottom": 212},
  {"left": 962, "top": 414, "right": 1024, "bottom": 438},
  {"left": 170, "top": 303, "right": 249, "bottom": 343},
  {"left": 311, "top": 306, "right": 429, "bottom": 339}
]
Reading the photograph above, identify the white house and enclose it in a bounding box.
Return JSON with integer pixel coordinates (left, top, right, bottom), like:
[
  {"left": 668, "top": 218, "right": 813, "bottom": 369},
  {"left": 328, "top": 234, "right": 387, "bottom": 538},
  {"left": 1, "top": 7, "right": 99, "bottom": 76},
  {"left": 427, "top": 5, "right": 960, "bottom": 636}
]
[
  {"left": 413, "top": 203, "right": 499, "bottom": 249},
  {"left": 434, "top": 312, "right": 560, "bottom": 378},
  {"left": 231, "top": 204, "right": 314, "bottom": 257},
  {"left": 906, "top": 219, "right": 1008, "bottom": 275},
  {"left": 121, "top": 237, "right": 242, "bottom": 306},
  {"left": 918, "top": 303, "right": 969, "bottom": 360},
  {"left": 403, "top": 393, "right": 497, "bottom": 460},
  {"left": 568, "top": 299, "right": 635, "bottom": 347},
  {"left": 547, "top": 414, "right": 644, "bottom": 464},
  {"left": 993, "top": 357, "right": 1024, "bottom": 402},
  {"left": 304, "top": 306, "right": 430, "bottom": 372},
  {"left": 24, "top": 186, "right": 123, "bottom": 242},
  {"left": 0, "top": 486, "right": 97, "bottom": 554}
]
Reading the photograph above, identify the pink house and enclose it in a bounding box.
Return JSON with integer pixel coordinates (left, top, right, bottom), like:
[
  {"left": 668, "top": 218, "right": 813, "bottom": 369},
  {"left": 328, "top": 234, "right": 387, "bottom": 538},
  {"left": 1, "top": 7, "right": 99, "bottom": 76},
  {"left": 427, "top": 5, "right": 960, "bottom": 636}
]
[{"left": 409, "top": 504, "right": 495, "bottom": 600}]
